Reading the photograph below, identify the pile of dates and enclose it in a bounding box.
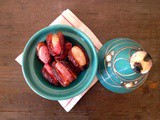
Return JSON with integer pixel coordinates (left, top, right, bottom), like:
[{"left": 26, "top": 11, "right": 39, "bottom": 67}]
[{"left": 36, "top": 32, "right": 89, "bottom": 87}]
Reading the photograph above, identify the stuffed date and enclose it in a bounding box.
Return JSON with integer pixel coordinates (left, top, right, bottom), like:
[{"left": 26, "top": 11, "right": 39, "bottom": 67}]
[
  {"left": 68, "top": 46, "right": 89, "bottom": 70},
  {"left": 46, "top": 32, "right": 65, "bottom": 56},
  {"left": 36, "top": 42, "right": 51, "bottom": 64},
  {"left": 42, "top": 64, "right": 59, "bottom": 85}
]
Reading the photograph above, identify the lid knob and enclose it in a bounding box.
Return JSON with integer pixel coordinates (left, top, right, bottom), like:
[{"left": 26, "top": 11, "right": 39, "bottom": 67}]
[{"left": 130, "top": 51, "right": 152, "bottom": 74}]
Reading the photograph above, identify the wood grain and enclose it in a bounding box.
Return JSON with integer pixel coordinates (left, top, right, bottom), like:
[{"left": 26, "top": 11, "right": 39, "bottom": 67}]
[{"left": 0, "top": 0, "right": 160, "bottom": 120}]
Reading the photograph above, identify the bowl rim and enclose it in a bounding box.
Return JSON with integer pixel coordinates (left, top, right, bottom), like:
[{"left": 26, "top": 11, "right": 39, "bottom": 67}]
[{"left": 22, "top": 25, "right": 98, "bottom": 100}]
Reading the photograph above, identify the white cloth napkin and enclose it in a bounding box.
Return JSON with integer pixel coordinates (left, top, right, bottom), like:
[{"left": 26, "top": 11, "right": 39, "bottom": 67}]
[{"left": 15, "top": 9, "right": 102, "bottom": 112}]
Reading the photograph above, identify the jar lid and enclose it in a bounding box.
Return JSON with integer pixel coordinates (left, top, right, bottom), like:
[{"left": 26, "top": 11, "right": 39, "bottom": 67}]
[{"left": 96, "top": 38, "right": 152, "bottom": 93}]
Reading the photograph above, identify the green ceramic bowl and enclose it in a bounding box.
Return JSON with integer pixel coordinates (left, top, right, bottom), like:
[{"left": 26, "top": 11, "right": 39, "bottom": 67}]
[{"left": 22, "top": 25, "right": 98, "bottom": 100}]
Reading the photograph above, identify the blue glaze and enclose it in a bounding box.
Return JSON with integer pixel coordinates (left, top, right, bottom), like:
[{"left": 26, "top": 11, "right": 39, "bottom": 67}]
[{"left": 97, "top": 38, "right": 149, "bottom": 93}]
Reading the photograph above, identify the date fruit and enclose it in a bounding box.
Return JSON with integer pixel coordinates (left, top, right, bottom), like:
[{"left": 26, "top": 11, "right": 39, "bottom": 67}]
[
  {"left": 36, "top": 32, "right": 89, "bottom": 87},
  {"left": 68, "top": 46, "right": 89, "bottom": 70},
  {"left": 46, "top": 32, "right": 65, "bottom": 56},
  {"left": 42, "top": 64, "right": 59, "bottom": 85},
  {"left": 36, "top": 42, "right": 51, "bottom": 64}
]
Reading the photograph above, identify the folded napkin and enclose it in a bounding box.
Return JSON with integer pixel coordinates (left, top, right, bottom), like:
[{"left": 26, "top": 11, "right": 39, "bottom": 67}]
[{"left": 15, "top": 9, "right": 102, "bottom": 112}]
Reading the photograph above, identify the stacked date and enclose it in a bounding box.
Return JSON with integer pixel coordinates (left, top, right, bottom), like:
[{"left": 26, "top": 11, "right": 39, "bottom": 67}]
[{"left": 36, "top": 32, "right": 89, "bottom": 87}]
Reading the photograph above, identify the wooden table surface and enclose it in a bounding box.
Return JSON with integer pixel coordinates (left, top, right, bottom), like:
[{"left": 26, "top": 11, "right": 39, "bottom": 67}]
[{"left": 0, "top": 0, "right": 160, "bottom": 120}]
